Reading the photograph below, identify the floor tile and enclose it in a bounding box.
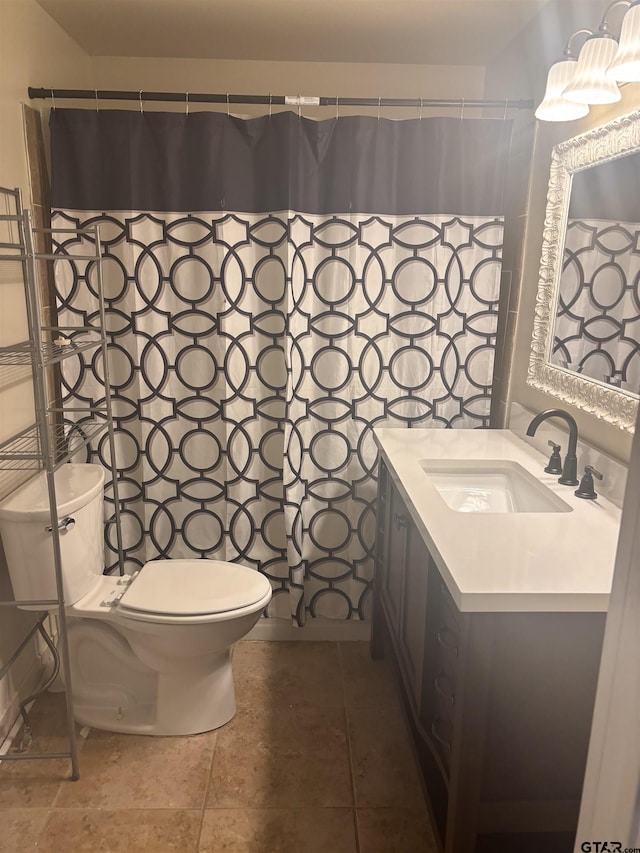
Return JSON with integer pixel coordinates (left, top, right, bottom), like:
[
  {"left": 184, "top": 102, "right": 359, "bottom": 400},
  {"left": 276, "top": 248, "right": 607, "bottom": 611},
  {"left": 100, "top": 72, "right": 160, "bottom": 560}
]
[
  {"left": 199, "top": 807, "right": 357, "bottom": 853},
  {"left": 36, "top": 808, "right": 200, "bottom": 852},
  {"left": 0, "top": 758, "right": 67, "bottom": 809},
  {"left": 0, "top": 693, "right": 80, "bottom": 807},
  {"left": 233, "top": 641, "right": 344, "bottom": 708},
  {"left": 206, "top": 705, "right": 352, "bottom": 808},
  {"left": 0, "top": 640, "right": 430, "bottom": 850},
  {"left": 357, "top": 807, "right": 438, "bottom": 853},
  {"left": 339, "top": 642, "right": 400, "bottom": 709},
  {"left": 55, "top": 728, "right": 216, "bottom": 809},
  {"left": 0, "top": 808, "right": 49, "bottom": 852},
  {"left": 20, "top": 692, "right": 80, "bottom": 743},
  {"left": 347, "top": 708, "right": 425, "bottom": 808}
]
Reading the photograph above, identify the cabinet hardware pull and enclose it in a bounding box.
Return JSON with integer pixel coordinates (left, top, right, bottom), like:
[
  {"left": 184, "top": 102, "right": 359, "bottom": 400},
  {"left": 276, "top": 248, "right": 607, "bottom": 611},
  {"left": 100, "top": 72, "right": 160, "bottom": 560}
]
[
  {"left": 436, "top": 628, "right": 459, "bottom": 657},
  {"left": 431, "top": 717, "right": 452, "bottom": 751},
  {"left": 434, "top": 672, "right": 455, "bottom": 705},
  {"left": 393, "top": 512, "right": 409, "bottom": 530}
]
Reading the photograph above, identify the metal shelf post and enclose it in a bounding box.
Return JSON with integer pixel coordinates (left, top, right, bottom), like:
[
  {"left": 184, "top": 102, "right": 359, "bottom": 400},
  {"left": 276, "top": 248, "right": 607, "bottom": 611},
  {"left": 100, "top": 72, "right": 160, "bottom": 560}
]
[{"left": 0, "top": 186, "right": 125, "bottom": 780}]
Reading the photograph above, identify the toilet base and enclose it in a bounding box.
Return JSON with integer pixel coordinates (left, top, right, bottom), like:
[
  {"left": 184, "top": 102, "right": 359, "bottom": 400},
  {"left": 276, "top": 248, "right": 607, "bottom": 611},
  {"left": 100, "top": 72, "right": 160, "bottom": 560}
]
[
  {"left": 156, "top": 650, "right": 236, "bottom": 735},
  {"left": 62, "top": 573, "right": 270, "bottom": 736},
  {"left": 70, "top": 642, "right": 237, "bottom": 736}
]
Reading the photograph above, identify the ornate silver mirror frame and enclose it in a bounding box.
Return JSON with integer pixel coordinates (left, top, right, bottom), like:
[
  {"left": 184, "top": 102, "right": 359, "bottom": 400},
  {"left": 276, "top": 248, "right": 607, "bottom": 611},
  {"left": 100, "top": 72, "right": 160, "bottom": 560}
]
[{"left": 528, "top": 107, "right": 640, "bottom": 434}]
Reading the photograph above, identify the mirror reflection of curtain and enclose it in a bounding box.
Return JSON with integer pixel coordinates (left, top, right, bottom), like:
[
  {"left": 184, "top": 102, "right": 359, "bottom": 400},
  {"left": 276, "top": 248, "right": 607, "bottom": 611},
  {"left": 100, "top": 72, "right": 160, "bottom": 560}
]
[
  {"left": 552, "top": 151, "right": 640, "bottom": 394},
  {"left": 553, "top": 217, "right": 640, "bottom": 392},
  {"left": 50, "top": 109, "right": 511, "bottom": 625}
]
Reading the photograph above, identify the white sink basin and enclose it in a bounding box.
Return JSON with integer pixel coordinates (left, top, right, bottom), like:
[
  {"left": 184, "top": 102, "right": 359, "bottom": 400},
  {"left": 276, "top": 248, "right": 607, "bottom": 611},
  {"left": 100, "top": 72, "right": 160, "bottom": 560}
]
[{"left": 420, "top": 460, "right": 573, "bottom": 514}]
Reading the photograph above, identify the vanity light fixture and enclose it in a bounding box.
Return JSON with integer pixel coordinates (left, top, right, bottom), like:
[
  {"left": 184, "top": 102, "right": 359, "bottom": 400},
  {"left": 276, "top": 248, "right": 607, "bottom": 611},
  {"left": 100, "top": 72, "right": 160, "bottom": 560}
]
[
  {"left": 535, "top": 30, "right": 592, "bottom": 122},
  {"left": 536, "top": 0, "right": 633, "bottom": 121},
  {"left": 562, "top": 28, "right": 622, "bottom": 104},
  {"left": 608, "top": 0, "right": 640, "bottom": 81}
]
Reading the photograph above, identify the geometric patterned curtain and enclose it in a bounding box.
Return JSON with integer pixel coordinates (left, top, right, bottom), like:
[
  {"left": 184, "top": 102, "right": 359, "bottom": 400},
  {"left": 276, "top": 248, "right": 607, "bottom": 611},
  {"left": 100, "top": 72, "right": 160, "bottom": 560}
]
[{"left": 50, "top": 110, "right": 510, "bottom": 625}]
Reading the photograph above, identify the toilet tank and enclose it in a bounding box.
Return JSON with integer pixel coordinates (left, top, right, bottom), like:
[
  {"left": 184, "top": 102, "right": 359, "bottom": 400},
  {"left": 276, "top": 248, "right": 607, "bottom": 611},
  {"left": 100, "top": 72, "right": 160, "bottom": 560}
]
[{"left": 0, "top": 464, "right": 105, "bottom": 609}]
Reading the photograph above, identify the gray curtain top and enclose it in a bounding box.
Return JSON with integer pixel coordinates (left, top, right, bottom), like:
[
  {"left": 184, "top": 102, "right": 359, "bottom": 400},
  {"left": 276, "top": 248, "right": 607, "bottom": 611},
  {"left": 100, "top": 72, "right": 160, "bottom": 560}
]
[{"left": 50, "top": 108, "right": 511, "bottom": 216}]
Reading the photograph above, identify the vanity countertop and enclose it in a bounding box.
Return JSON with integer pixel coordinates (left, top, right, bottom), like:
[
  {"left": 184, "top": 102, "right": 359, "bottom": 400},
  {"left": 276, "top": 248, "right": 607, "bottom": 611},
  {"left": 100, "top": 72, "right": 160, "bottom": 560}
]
[{"left": 374, "top": 428, "right": 622, "bottom": 613}]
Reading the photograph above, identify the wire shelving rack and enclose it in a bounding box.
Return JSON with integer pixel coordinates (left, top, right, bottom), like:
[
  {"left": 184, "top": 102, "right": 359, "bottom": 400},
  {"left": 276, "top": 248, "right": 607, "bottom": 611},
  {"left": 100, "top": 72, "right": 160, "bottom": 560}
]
[{"left": 0, "top": 186, "right": 124, "bottom": 780}]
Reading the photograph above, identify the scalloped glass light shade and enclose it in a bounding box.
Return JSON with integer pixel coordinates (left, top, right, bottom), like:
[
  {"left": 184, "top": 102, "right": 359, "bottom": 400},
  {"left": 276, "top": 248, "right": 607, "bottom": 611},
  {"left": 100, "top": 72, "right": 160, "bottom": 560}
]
[
  {"left": 608, "top": 4, "right": 640, "bottom": 82},
  {"left": 535, "top": 60, "right": 590, "bottom": 121},
  {"left": 563, "top": 36, "right": 622, "bottom": 104}
]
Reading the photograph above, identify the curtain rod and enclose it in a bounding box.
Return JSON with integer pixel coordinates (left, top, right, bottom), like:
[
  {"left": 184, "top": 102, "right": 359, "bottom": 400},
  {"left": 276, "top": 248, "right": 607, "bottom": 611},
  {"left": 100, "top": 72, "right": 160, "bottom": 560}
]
[{"left": 28, "top": 88, "right": 534, "bottom": 111}]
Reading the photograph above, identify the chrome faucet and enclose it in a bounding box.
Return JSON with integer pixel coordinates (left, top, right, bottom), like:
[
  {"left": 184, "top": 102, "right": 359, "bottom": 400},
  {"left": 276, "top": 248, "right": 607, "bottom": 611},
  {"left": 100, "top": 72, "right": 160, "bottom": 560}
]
[{"left": 526, "top": 408, "right": 579, "bottom": 486}]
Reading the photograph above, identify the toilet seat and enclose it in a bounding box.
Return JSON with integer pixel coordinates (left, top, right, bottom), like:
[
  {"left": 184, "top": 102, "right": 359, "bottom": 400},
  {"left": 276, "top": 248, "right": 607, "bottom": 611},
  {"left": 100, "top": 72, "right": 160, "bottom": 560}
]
[{"left": 115, "top": 559, "right": 272, "bottom": 625}]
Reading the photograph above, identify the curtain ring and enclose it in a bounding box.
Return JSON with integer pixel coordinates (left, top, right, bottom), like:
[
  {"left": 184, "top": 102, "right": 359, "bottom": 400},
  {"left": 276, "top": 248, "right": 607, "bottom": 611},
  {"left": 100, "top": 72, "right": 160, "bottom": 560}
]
[
  {"left": 377, "top": 97, "right": 381, "bottom": 121},
  {"left": 269, "top": 93, "right": 272, "bottom": 118},
  {"left": 139, "top": 91, "right": 144, "bottom": 114},
  {"left": 336, "top": 96, "right": 339, "bottom": 120},
  {"left": 227, "top": 93, "right": 230, "bottom": 116},
  {"left": 460, "top": 98, "right": 465, "bottom": 121},
  {"left": 95, "top": 89, "right": 99, "bottom": 112},
  {"left": 50, "top": 88, "right": 56, "bottom": 111},
  {"left": 185, "top": 91, "right": 189, "bottom": 115}
]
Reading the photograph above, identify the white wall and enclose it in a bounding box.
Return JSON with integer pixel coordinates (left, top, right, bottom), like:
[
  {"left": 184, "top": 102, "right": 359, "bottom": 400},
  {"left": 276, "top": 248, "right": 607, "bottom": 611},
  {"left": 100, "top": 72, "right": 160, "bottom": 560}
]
[
  {"left": 0, "top": 0, "right": 92, "bottom": 743},
  {"left": 0, "top": 0, "right": 93, "bottom": 200},
  {"left": 91, "top": 56, "right": 485, "bottom": 118},
  {"left": 0, "top": 0, "right": 93, "bottom": 441},
  {"left": 576, "top": 402, "right": 640, "bottom": 850}
]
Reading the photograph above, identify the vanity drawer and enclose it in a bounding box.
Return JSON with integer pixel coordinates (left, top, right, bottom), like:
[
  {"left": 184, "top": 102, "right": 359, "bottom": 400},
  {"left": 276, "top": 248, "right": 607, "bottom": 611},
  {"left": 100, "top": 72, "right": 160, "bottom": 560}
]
[
  {"left": 433, "top": 669, "right": 457, "bottom": 715},
  {"left": 434, "top": 597, "right": 461, "bottom": 682},
  {"left": 439, "top": 579, "right": 461, "bottom": 632},
  {"left": 420, "top": 565, "right": 464, "bottom": 773},
  {"left": 429, "top": 707, "right": 454, "bottom": 772},
  {"left": 436, "top": 617, "right": 460, "bottom": 661},
  {"left": 430, "top": 669, "right": 456, "bottom": 761}
]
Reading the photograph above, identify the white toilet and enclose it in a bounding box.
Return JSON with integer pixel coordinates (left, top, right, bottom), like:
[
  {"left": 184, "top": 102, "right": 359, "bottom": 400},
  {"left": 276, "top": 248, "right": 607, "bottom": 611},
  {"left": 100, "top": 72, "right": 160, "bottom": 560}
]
[{"left": 0, "top": 464, "right": 272, "bottom": 735}]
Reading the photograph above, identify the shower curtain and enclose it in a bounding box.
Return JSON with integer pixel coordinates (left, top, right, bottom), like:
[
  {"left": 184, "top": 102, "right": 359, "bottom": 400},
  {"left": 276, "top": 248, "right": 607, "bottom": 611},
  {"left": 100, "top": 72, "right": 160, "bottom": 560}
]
[{"left": 50, "top": 108, "right": 511, "bottom": 625}]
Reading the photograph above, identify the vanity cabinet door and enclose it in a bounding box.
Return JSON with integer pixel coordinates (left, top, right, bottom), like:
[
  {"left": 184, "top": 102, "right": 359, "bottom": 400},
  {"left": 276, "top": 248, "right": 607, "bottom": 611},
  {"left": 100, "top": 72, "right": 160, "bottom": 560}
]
[
  {"left": 421, "top": 573, "right": 461, "bottom": 776},
  {"left": 399, "top": 522, "right": 429, "bottom": 709},
  {"left": 377, "top": 473, "right": 430, "bottom": 712},
  {"left": 382, "top": 481, "right": 408, "bottom": 638}
]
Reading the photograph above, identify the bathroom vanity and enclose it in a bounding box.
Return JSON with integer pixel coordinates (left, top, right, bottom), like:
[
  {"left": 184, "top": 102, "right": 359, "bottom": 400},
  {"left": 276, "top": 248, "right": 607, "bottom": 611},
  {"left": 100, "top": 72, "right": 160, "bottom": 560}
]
[{"left": 371, "top": 428, "right": 622, "bottom": 853}]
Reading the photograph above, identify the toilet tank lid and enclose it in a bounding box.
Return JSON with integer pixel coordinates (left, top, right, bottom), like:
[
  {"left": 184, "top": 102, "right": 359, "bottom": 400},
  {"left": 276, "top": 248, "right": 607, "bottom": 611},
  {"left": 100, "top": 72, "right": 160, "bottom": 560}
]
[
  {"left": 118, "top": 560, "right": 272, "bottom": 616},
  {"left": 0, "top": 464, "right": 105, "bottom": 521}
]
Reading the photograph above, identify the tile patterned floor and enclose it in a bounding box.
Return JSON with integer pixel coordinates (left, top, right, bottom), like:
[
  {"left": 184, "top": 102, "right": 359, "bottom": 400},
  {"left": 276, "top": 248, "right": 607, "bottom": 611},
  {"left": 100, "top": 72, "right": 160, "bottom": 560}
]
[{"left": 0, "top": 641, "right": 438, "bottom": 852}]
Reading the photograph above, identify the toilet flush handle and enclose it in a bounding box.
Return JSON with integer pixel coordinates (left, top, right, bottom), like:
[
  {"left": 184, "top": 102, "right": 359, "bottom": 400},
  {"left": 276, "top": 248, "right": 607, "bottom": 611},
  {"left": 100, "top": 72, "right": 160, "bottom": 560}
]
[{"left": 45, "top": 516, "right": 76, "bottom": 534}]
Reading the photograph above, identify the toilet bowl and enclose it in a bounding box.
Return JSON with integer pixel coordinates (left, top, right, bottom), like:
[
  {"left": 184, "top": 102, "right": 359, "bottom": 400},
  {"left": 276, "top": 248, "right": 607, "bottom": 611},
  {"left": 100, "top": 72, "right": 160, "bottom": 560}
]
[{"left": 0, "top": 464, "right": 272, "bottom": 735}]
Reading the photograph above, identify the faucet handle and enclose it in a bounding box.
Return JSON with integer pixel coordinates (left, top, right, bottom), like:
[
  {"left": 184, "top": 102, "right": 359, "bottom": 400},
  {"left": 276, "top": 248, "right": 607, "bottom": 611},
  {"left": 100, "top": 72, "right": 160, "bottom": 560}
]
[
  {"left": 544, "top": 440, "right": 563, "bottom": 475},
  {"left": 575, "top": 466, "right": 603, "bottom": 500}
]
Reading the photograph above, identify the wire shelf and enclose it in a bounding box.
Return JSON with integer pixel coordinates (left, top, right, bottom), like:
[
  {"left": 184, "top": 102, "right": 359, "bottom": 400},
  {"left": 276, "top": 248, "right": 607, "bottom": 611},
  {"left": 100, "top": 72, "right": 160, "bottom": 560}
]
[
  {"left": 0, "top": 333, "right": 105, "bottom": 367},
  {"left": 0, "top": 415, "right": 108, "bottom": 470},
  {"left": 0, "top": 187, "right": 123, "bottom": 781}
]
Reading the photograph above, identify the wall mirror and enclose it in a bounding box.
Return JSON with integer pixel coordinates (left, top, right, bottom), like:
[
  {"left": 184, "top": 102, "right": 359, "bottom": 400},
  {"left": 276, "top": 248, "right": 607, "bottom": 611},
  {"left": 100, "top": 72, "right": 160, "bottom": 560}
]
[{"left": 528, "top": 108, "right": 640, "bottom": 433}]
